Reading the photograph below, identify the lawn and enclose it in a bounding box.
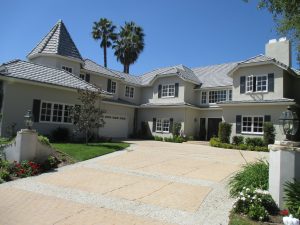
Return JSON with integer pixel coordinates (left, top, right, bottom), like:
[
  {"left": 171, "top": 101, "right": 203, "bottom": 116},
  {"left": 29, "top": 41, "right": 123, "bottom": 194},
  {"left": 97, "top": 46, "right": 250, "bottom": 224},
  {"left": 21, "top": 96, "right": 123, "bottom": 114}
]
[{"left": 52, "top": 142, "right": 130, "bottom": 162}]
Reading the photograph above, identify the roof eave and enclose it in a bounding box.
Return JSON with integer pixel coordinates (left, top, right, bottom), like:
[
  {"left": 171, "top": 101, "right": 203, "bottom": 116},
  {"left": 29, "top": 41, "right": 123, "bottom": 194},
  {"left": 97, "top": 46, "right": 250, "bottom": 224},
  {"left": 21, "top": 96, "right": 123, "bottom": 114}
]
[{"left": 27, "top": 53, "right": 84, "bottom": 64}]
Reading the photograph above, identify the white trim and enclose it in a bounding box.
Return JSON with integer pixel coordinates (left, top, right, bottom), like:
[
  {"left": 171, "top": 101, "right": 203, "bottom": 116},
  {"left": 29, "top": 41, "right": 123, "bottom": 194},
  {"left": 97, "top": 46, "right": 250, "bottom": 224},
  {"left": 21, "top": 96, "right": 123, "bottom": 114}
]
[
  {"left": 27, "top": 53, "right": 84, "bottom": 64},
  {"left": 62, "top": 65, "right": 73, "bottom": 73},
  {"left": 161, "top": 83, "right": 175, "bottom": 98},
  {"left": 111, "top": 81, "right": 117, "bottom": 94},
  {"left": 155, "top": 118, "right": 170, "bottom": 133},
  {"left": 241, "top": 115, "right": 264, "bottom": 135},
  {"left": 125, "top": 85, "right": 135, "bottom": 98}
]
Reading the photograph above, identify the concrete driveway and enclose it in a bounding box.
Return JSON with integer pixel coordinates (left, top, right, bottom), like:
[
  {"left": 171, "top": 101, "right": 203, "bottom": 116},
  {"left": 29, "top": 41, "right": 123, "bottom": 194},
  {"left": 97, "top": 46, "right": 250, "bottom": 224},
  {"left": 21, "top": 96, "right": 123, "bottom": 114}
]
[{"left": 0, "top": 140, "right": 268, "bottom": 225}]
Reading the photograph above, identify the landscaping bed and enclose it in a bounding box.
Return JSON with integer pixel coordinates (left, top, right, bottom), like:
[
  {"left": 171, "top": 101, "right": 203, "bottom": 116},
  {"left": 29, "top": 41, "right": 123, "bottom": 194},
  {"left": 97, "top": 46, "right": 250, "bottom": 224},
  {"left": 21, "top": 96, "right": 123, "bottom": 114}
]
[{"left": 229, "top": 212, "right": 283, "bottom": 225}]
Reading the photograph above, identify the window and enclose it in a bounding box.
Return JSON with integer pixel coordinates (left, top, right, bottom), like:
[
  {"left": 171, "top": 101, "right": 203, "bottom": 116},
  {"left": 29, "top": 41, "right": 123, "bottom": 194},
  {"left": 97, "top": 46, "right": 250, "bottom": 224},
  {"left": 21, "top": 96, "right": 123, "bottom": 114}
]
[
  {"left": 62, "top": 66, "right": 72, "bottom": 73},
  {"left": 80, "top": 74, "right": 85, "bottom": 80},
  {"left": 246, "top": 75, "right": 268, "bottom": 93},
  {"left": 111, "top": 81, "right": 117, "bottom": 94},
  {"left": 201, "top": 91, "right": 207, "bottom": 104},
  {"left": 40, "top": 101, "right": 73, "bottom": 124},
  {"left": 209, "top": 90, "right": 227, "bottom": 103},
  {"left": 156, "top": 118, "right": 170, "bottom": 133},
  {"left": 162, "top": 84, "right": 175, "bottom": 97},
  {"left": 242, "top": 116, "right": 264, "bottom": 134},
  {"left": 125, "top": 86, "right": 134, "bottom": 98}
]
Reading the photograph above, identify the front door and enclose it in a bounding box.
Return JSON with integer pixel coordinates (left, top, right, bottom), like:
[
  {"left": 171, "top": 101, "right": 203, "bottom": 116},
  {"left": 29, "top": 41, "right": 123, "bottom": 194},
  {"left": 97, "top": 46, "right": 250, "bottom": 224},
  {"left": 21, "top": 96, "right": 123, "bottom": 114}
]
[
  {"left": 199, "top": 118, "right": 206, "bottom": 140},
  {"left": 207, "top": 118, "right": 222, "bottom": 140}
]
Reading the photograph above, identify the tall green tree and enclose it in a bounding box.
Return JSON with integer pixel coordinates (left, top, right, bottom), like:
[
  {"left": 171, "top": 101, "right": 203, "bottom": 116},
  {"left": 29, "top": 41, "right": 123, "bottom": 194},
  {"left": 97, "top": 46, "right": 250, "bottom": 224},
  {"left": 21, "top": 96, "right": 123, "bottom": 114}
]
[
  {"left": 113, "top": 22, "right": 145, "bottom": 73},
  {"left": 246, "top": 0, "right": 300, "bottom": 67},
  {"left": 92, "top": 18, "right": 117, "bottom": 68}
]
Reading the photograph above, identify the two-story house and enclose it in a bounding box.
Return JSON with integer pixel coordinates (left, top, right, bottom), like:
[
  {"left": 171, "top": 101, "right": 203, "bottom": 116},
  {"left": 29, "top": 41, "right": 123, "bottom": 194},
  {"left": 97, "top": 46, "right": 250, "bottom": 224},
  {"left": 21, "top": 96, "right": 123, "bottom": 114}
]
[{"left": 0, "top": 20, "right": 299, "bottom": 141}]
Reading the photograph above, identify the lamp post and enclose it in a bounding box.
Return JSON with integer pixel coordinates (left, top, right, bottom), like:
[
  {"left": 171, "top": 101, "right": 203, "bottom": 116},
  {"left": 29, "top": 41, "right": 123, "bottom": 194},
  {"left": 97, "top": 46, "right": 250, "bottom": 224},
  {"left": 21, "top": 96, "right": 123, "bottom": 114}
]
[
  {"left": 24, "top": 110, "right": 33, "bottom": 130},
  {"left": 278, "top": 106, "right": 299, "bottom": 141}
]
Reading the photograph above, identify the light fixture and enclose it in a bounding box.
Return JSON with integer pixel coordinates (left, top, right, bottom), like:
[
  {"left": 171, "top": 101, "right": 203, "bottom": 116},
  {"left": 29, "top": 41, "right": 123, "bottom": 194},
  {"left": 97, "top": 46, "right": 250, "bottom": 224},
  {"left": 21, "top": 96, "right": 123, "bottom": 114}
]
[
  {"left": 24, "top": 110, "right": 33, "bottom": 130},
  {"left": 279, "top": 106, "right": 299, "bottom": 140}
]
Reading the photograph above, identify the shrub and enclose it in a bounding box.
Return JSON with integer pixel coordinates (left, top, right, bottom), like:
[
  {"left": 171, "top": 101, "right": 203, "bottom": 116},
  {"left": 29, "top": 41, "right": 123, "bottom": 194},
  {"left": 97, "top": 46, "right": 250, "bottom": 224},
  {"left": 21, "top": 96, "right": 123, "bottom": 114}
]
[
  {"left": 237, "top": 144, "right": 248, "bottom": 150},
  {"left": 51, "top": 127, "right": 70, "bottom": 142},
  {"left": 232, "top": 136, "right": 244, "bottom": 145},
  {"left": 38, "top": 135, "right": 51, "bottom": 146},
  {"left": 229, "top": 160, "right": 269, "bottom": 197},
  {"left": 263, "top": 122, "right": 276, "bottom": 146},
  {"left": 245, "top": 137, "right": 265, "bottom": 147},
  {"left": 10, "top": 160, "right": 41, "bottom": 178},
  {"left": 284, "top": 180, "right": 300, "bottom": 219},
  {"left": 172, "top": 122, "right": 181, "bottom": 136},
  {"left": 164, "top": 137, "right": 173, "bottom": 142},
  {"left": 210, "top": 137, "right": 221, "bottom": 147},
  {"left": 41, "top": 156, "right": 59, "bottom": 171},
  {"left": 248, "top": 204, "right": 269, "bottom": 221},
  {"left": 218, "top": 122, "right": 232, "bottom": 143},
  {"left": 164, "top": 135, "right": 185, "bottom": 143},
  {"left": 0, "top": 168, "right": 9, "bottom": 181},
  {"left": 154, "top": 136, "right": 163, "bottom": 141}
]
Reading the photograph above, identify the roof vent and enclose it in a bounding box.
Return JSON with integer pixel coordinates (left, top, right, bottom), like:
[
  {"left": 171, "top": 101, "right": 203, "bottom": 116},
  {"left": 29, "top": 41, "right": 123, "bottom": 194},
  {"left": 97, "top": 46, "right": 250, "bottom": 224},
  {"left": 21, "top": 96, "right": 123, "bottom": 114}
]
[{"left": 269, "top": 39, "right": 277, "bottom": 44}]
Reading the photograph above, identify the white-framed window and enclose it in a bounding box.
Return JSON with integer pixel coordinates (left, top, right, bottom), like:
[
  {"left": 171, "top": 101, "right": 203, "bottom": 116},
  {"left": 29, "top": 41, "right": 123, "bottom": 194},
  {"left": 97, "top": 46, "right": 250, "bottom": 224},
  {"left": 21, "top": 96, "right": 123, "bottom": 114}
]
[
  {"left": 162, "top": 84, "right": 175, "bottom": 98},
  {"left": 209, "top": 90, "right": 227, "bottom": 103},
  {"left": 40, "top": 101, "right": 73, "bottom": 124},
  {"left": 62, "top": 66, "right": 73, "bottom": 73},
  {"left": 156, "top": 118, "right": 170, "bottom": 133},
  {"left": 111, "top": 81, "right": 117, "bottom": 94},
  {"left": 246, "top": 75, "right": 268, "bottom": 93},
  {"left": 242, "top": 116, "right": 264, "bottom": 134},
  {"left": 246, "top": 75, "right": 253, "bottom": 92},
  {"left": 125, "top": 86, "right": 134, "bottom": 98},
  {"left": 201, "top": 91, "right": 207, "bottom": 104}
]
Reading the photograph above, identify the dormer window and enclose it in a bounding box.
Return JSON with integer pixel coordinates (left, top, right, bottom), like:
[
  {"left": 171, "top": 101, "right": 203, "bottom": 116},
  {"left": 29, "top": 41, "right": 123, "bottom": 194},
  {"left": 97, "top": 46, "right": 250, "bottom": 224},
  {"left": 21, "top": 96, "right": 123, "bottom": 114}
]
[
  {"left": 111, "top": 81, "right": 117, "bottom": 94},
  {"left": 125, "top": 86, "right": 134, "bottom": 98},
  {"left": 246, "top": 75, "right": 268, "bottom": 93},
  {"left": 62, "top": 66, "right": 72, "bottom": 73},
  {"left": 162, "top": 84, "right": 175, "bottom": 98}
]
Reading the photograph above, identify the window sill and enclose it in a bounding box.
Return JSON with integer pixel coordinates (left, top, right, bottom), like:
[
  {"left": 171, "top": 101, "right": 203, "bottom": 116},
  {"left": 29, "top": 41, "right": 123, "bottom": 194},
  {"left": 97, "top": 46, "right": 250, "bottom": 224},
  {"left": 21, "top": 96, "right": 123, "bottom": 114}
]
[
  {"left": 245, "top": 91, "right": 268, "bottom": 94},
  {"left": 241, "top": 132, "right": 263, "bottom": 135},
  {"left": 155, "top": 131, "right": 170, "bottom": 134},
  {"left": 161, "top": 96, "right": 175, "bottom": 99}
]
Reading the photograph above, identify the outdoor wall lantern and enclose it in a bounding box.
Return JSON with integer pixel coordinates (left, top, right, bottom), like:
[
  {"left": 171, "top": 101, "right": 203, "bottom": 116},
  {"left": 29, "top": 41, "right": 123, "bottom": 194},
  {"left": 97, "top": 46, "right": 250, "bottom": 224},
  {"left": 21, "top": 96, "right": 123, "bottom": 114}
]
[
  {"left": 24, "top": 110, "right": 33, "bottom": 130},
  {"left": 279, "top": 106, "right": 299, "bottom": 141}
]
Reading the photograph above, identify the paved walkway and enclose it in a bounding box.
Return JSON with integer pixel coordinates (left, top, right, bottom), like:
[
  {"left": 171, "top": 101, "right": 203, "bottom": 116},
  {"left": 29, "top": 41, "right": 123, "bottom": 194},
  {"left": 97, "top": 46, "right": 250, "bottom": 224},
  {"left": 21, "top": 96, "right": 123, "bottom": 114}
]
[{"left": 0, "top": 140, "right": 268, "bottom": 225}]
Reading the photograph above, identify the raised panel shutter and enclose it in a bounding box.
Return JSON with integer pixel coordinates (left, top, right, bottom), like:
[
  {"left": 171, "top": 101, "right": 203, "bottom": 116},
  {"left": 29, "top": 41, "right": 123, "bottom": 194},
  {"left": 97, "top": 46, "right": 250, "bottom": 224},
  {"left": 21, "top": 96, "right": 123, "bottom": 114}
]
[
  {"left": 158, "top": 85, "right": 162, "bottom": 98},
  {"left": 240, "top": 76, "right": 246, "bottom": 94},
  {"left": 268, "top": 73, "right": 274, "bottom": 92},
  {"left": 236, "top": 115, "right": 242, "bottom": 134},
  {"left": 175, "top": 83, "right": 179, "bottom": 97},
  {"left": 107, "top": 79, "right": 112, "bottom": 92},
  {"left": 264, "top": 115, "right": 271, "bottom": 122},
  {"left": 32, "top": 99, "right": 41, "bottom": 122},
  {"left": 85, "top": 74, "right": 90, "bottom": 82},
  {"left": 152, "top": 118, "right": 157, "bottom": 132},
  {"left": 169, "top": 118, "right": 174, "bottom": 134}
]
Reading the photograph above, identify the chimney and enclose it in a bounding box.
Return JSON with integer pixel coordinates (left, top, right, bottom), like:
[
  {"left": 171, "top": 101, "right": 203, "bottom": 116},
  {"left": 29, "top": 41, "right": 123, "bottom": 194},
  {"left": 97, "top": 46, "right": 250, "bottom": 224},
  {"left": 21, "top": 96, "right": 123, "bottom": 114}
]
[{"left": 265, "top": 37, "right": 291, "bottom": 67}]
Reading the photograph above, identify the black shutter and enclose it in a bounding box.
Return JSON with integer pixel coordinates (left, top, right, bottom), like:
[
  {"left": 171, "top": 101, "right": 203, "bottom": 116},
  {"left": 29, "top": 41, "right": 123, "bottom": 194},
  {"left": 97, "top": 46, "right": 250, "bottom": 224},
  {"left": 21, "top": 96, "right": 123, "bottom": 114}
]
[
  {"left": 152, "top": 118, "right": 157, "bottom": 132},
  {"left": 85, "top": 74, "right": 90, "bottom": 82},
  {"left": 158, "top": 85, "right": 162, "bottom": 98},
  {"left": 175, "top": 83, "right": 179, "bottom": 97},
  {"left": 32, "top": 99, "right": 41, "bottom": 122},
  {"left": 264, "top": 115, "right": 271, "bottom": 122},
  {"left": 268, "top": 73, "right": 274, "bottom": 92},
  {"left": 107, "top": 79, "right": 111, "bottom": 92},
  {"left": 169, "top": 118, "right": 174, "bottom": 134},
  {"left": 253, "top": 76, "right": 257, "bottom": 92},
  {"left": 240, "top": 76, "right": 246, "bottom": 94},
  {"left": 236, "top": 115, "right": 242, "bottom": 134}
]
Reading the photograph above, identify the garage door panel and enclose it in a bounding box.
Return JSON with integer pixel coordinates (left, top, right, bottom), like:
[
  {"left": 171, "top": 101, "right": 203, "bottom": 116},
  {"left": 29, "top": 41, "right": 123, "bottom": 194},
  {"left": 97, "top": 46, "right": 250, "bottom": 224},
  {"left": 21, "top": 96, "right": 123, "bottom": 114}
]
[{"left": 99, "top": 114, "right": 128, "bottom": 138}]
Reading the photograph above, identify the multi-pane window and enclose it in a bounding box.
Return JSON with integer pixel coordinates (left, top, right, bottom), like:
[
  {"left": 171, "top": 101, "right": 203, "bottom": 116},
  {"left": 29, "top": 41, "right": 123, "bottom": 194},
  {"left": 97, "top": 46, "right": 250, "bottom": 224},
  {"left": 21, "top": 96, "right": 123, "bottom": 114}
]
[
  {"left": 62, "top": 66, "right": 72, "bottom": 73},
  {"left": 201, "top": 91, "right": 207, "bottom": 104},
  {"left": 156, "top": 119, "right": 170, "bottom": 133},
  {"left": 111, "top": 81, "right": 117, "bottom": 94},
  {"left": 209, "top": 90, "right": 227, "bottom": 103},
  {"left": 162, "top": 84, "right": 175, "bottom": 97},
  {"left": 246, "top": 75, "right": 253, "bottom": 92},
  {"left": 40, "top": 101, "right": 73, "bottom": 124},
  {"left": 125, "top": 86, "right": 134, "bottom": 98},
  {"left": 242, "top": 116, "right": 264, "bottom": 134},
  {"left": 256, "top": 75, "right": 267, "bottom": 92},
  {"left": 246, "top": 75, "right": 268, "bottom": 93}
]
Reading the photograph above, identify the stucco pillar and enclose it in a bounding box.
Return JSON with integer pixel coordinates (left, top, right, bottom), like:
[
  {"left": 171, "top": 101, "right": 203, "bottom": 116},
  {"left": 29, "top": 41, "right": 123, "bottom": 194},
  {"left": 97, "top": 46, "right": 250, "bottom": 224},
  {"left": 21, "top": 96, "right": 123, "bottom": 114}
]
[{"left": 269, "top": 141, "right": 300, "bottom": 208}]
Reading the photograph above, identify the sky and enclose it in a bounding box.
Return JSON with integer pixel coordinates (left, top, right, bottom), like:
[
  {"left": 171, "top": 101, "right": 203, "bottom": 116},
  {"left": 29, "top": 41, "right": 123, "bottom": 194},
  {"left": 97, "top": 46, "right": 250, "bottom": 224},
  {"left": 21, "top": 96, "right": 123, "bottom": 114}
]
[{"left": 0, "top": 0, "right": 298, "bottom": 75}]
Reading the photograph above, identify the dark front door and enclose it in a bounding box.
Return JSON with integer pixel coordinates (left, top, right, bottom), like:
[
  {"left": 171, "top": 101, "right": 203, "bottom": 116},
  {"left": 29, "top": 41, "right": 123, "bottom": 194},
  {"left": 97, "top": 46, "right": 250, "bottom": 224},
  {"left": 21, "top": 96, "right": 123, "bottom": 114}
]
[
  {"left": 207, "top": 118, "right": 222, "bottom": 140},
  {"left": 199, "top": 118, "right": 206, "bottom": 140}
]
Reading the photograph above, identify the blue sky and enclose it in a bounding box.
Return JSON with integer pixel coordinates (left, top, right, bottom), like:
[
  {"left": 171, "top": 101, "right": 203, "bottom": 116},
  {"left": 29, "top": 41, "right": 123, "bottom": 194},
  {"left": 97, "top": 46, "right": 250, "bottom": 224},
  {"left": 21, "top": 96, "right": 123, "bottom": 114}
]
[{"left": 0, "top": 0, "right": 297, "bottom": 75}]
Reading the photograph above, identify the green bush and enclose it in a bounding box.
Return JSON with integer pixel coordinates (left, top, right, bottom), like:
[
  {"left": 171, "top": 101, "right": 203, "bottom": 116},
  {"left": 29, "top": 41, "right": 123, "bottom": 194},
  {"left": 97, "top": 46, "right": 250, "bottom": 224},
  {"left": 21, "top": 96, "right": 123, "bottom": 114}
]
[
  {"left": 51, "top": 127, "right": 70, "bottom": 142},
  {"left": 154, "top": 136, "right": 163, "bottom": 141},
  {"left": 284, "top": 180, "right": 300, "bottom": 219},
  {"left": 263, "top": 122, "right": 276, "bottom": 145},
  {"left": 0, "top": 168, "right": 10, "bottom": 181},
  {"left": 41, "top": 156, "right": 59, "bottom": 171},
  {"left": 218, "top": 122, "right": 232, "bottom": 143},
  {"left": 172, "top": 122, "right": 181, "bottom": 136},
  {"left": 232, "top": 136, "right": 244, "bottom": 145},
  {"left": 248, "top": 204, "right": 269, "bottom": 221},
  {"left": 210, "top": 137, "right": 221, "bottom": 147},
  {"left": 164, "top": 135, "right": 185, "bottom": 143},
  {"left": 245, "top": 137, "right": 265, "bottom": 147},
  {"left": 237, "top": 144, "right": 248, "bottom": 150},
  {"left": 229, "top": 160, "right": 269, "bottom": 197},
  {"left": 38, "top": 135, "right": 51, "bottom": 146}
]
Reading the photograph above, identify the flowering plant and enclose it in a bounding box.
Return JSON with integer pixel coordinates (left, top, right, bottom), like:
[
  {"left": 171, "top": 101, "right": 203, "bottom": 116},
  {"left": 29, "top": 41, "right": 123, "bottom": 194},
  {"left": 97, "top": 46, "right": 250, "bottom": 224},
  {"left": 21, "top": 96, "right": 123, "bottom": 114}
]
[
  {"left": 233, "top": 187, "right": 279, "bottom": 222},
  {"left": 11, "top": 160, "right": 41, "bottom": 178}
]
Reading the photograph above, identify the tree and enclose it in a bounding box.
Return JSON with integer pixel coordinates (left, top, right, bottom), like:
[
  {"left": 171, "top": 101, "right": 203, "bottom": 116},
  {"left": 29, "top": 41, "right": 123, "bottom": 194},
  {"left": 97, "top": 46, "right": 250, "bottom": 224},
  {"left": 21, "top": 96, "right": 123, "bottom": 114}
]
[
  {"left": 113, "top": 21, "right": 145, "bottom": 73},
  {"left": 71, "top": 88, "right": 105, "bottom": 145},
  {"left": 246, "top": 0, "right": 300, "bottom": 67},
  {"left": 92, "top": 18, "right": 117, "bottom": 68}
]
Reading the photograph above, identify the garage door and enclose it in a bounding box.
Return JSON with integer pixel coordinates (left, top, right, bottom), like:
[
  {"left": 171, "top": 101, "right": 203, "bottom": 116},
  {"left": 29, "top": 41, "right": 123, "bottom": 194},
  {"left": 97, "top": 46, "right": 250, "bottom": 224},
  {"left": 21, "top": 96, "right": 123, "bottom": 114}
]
[{"left": 99, "top": 114, "right": 128, "bottom": 138}]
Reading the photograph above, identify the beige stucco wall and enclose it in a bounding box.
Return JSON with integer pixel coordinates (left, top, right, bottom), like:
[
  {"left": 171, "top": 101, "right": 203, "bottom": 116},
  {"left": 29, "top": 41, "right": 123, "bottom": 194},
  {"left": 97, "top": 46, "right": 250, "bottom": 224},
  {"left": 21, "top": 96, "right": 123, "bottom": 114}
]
[
  {"left": 222, "top": 104, "right": 287, "bottom": 141},
  {"left": 184, "top": 82, "right": 198, "bottom": 105},
  {"left": 232, "top": 64, "right": 284, "bottom": 101}
]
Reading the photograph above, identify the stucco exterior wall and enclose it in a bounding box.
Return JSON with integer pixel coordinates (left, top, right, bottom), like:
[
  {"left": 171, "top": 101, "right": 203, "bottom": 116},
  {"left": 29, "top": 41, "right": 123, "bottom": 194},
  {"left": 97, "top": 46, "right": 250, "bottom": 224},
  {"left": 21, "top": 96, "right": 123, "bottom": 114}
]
[
  {"left": 232, "top": 64, "right": 284, "bottom": 101},
  {"left": 184, "top": 108, "right": 200, "bottom": 137},
  {"left": 184, "top": 82, "right": 198, "bottom": 105}
]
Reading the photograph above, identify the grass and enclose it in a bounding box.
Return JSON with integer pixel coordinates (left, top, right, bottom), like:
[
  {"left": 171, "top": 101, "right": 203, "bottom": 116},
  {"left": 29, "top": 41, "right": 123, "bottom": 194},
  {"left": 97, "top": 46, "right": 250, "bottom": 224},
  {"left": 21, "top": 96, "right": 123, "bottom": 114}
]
[
  {"left": 52, "top": 142, "right": 130, "bottom": 162},
  {"left": 0, "top": 137, "right": 12, "bottom": 145},
  {"left": 229, "top": 213, "right": 263, "bottom": 225}
]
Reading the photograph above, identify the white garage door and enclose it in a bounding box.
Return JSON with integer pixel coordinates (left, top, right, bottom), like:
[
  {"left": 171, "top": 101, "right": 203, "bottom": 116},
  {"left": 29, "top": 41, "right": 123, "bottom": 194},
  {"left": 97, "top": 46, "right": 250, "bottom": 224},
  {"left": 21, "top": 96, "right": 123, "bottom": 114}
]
[{"left": 99, "top": 114, "right": 128, "bottom": 138}]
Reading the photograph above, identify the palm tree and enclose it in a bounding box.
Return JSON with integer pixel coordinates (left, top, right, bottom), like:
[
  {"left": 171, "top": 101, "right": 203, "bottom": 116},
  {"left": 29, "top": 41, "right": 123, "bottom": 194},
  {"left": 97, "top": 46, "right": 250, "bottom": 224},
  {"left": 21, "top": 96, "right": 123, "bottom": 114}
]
[
  {"left": 113, "top": 22, "right": 145, "bottom": 73},
  {"left": 92, "top": 18, "right": 117, "bottom": 68}
]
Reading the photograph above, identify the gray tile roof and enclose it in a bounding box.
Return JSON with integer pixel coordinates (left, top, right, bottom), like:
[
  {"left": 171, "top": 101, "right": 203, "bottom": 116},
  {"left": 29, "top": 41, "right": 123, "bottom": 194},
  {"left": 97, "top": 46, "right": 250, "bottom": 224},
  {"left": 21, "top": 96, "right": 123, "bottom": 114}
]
[
  {"left": 192, "top": 62, "right": 238, "bottom": 88},
  {"left": 83, "top": 59, "right": 122, "bottom": 79},
  {"left": 217, "top": 98, "right": 294, "bottom": 105},
  {"left": 109, "top": 69, "right": 142, "bottom": 86},
  {"left": 27, "top": 20, "right": 83, "bottom": 61},
  {"left": 0, "top": 60, "right": 103, "bottom": 92}
]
